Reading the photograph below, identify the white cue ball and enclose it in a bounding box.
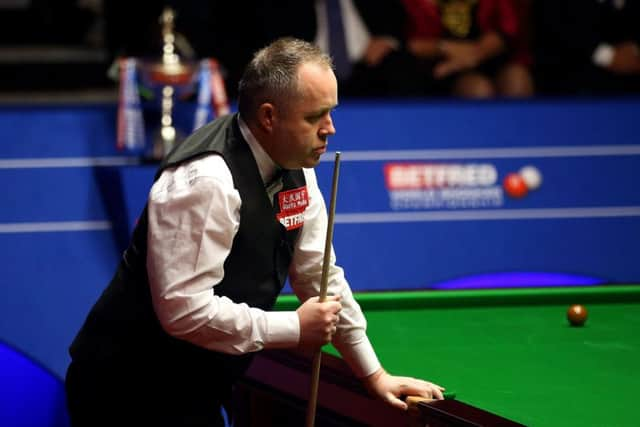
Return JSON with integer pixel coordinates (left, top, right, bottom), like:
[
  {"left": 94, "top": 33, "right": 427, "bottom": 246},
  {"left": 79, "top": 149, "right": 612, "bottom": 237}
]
[{"left": 519, "top": 165, "right": 542, "bottom": 190}]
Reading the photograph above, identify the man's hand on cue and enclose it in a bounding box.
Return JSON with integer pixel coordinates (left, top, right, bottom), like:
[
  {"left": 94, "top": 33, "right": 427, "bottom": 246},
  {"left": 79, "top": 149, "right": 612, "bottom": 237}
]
[
  {"left": 363, "top": 368, "right": 445, "bottom": 410},
  {"left": 297, "top": 295, "right": 342, "bottom": 350}
]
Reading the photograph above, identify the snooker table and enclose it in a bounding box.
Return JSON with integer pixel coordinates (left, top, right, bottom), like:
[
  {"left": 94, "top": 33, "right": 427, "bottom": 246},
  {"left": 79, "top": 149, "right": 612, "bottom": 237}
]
[{"left": 235, "top": 285, "right": 640, "bottom": 427}]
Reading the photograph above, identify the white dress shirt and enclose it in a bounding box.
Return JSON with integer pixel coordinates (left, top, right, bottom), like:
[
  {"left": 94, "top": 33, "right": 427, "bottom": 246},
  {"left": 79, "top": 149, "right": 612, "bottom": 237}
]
[{"left": 146, "top": 116, "right": 380, "bottom": 378}]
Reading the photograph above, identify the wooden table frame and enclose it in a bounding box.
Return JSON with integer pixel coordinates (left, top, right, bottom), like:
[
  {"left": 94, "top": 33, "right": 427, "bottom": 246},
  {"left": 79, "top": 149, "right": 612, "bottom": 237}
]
[{"left": 232, "top": 349, "right": 526, "bottom": 427}]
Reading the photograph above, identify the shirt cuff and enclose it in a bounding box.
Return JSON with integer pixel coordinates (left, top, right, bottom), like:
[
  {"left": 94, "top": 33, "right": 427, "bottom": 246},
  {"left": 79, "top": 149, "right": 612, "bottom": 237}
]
[
  {"left": 263, "top": 311, "right": 300, "bottom": 349},
  {"left": 336, "top": 335, "right": 381, "bottom": 378},
  {"left": 592, "top": 43, "right": 614, "bottom": 68}
]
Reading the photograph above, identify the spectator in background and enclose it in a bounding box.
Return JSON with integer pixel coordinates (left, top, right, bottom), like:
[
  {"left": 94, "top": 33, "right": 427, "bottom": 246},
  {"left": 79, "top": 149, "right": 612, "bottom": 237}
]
[
  {"left": 254, "top": 0, "right": 426, "bottom": 98},
  {"left": 401, "top": 0, "right": 534, "bottom": 98},
  {"left": 533, "top": 0, "right": 640, "bottom": 95},
  {"left": 312, "top": 0, "right": 426, "bottom": 97}
]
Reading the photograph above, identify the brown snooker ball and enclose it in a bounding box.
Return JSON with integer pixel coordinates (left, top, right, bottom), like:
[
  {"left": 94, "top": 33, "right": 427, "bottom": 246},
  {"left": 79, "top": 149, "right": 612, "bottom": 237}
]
[{"left": 567, "top": 304, "right": 588, "bottom": 327}]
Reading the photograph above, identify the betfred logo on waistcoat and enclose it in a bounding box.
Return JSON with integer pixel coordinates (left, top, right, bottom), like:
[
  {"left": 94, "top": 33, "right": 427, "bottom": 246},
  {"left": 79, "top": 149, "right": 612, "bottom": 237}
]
[{"left": 276, "top": 186, "right": 308, "bottom": 230}]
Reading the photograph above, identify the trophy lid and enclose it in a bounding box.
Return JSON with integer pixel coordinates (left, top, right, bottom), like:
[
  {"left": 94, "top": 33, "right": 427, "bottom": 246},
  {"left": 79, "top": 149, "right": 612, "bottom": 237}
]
[{"left": 144, "top": 7, "right": 195, "bottom": 85}]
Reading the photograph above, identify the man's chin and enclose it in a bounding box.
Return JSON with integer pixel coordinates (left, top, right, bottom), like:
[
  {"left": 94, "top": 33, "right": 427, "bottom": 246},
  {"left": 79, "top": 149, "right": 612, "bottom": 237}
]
[
  {"left": 289, "top": 154, "right": 322, "bottom": 170},
  {"left": 305, "top": 155, "right": 322, "bottom": 168}
]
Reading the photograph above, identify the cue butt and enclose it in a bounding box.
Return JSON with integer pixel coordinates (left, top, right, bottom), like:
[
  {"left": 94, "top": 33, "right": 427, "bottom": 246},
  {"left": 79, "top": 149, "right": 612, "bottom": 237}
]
[
  {"left": 406, "top": 395, "right": 436, "bottom": 408},
  {"left": 406, "top": 396, "right": 435, "bottom": 427}
]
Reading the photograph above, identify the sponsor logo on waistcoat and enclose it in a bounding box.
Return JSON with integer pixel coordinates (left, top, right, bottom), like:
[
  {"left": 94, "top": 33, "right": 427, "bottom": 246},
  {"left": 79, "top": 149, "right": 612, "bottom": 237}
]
[{"left": 276, "top": 186, "right": 308, "bottom": 230}]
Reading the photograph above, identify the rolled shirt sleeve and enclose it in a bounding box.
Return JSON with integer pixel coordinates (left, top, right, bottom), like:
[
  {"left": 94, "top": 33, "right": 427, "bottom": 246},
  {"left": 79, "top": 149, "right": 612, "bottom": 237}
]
[{"left": 289, "top": 168, "right": 381, "bottom": 378}]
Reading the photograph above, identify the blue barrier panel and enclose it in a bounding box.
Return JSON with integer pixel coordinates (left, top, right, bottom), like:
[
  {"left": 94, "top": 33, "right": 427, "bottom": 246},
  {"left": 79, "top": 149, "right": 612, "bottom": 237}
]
[{"left": 308, "top": 99, "right": 640, "bottom": 290}]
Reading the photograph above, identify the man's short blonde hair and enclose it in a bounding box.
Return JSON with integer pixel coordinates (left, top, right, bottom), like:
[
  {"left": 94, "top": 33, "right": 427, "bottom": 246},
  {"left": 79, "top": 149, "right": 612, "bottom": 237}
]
[{"left": 238, "top": 37, "right": 334, "bottom": 121}]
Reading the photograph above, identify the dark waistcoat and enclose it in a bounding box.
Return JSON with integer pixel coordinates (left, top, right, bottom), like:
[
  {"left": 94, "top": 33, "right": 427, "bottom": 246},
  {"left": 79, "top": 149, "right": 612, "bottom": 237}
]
[{"left": 70, "top": 114, "right": 306, "bottom": 394}]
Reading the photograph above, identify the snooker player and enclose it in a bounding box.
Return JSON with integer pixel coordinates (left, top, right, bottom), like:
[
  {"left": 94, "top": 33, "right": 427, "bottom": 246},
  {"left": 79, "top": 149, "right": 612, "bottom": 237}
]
[{"left": 65, "top": 37, "right": 444, "bottom": 427}]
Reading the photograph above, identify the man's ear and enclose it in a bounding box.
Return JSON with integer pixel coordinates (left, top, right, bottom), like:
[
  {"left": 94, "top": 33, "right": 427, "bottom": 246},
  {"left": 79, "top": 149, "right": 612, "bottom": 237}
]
[{"left": 257, "top": 103, "right": 276, "bottom": 133}]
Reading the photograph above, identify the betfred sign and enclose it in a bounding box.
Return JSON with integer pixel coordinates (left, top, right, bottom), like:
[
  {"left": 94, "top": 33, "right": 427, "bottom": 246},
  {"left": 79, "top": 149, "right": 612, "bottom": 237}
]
[
  {"left": 384, "top": 163, "right": 503, "bottom": 210},
  {"left": 384, "top": 163, "right": 498, "bottom": 190}
]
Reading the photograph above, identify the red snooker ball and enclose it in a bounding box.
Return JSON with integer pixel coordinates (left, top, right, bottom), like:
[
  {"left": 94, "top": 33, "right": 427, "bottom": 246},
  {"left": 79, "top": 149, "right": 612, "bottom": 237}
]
[
  {"left": 567, "top": 304, "right": 588, "bottom": 327},
  {"left": 503, "top": 173, "right": 528, "bottom": 198}
]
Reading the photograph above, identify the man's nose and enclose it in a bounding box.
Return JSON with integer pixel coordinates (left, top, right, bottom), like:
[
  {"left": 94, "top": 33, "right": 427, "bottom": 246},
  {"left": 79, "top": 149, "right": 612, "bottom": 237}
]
[{"left": 322, "top": 115, "right": 336, "bottom": 136}]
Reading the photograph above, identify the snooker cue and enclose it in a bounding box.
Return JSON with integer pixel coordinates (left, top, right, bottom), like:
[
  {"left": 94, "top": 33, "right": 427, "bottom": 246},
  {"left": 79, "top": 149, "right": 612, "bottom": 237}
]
[{"left": 305, "top": 151, "right": 341, "bottom": 427}]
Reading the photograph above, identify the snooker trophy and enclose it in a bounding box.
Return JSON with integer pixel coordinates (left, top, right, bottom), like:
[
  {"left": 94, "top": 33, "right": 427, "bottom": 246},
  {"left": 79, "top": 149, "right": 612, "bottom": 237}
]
[
  {"left": 145, "top": 7, "right": 194, "bottom": 160},
  {"left": 116, "top": 7, "right": 229, "bottom": 161}
]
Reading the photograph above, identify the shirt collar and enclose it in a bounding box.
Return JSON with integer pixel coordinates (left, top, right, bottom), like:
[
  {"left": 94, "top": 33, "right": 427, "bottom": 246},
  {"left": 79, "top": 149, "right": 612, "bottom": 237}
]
[{"left": 238, "top": 115, "right": 281, "bottom": 185}]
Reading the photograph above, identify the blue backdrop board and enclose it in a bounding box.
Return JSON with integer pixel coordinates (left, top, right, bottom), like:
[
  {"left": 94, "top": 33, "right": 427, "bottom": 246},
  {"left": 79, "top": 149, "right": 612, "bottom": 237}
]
[
  {"left": 311, "top": 99, "right": 640, "bottom": 290},
  {"left": 0, "top": 99, "right": 639, "bottom": 426}
]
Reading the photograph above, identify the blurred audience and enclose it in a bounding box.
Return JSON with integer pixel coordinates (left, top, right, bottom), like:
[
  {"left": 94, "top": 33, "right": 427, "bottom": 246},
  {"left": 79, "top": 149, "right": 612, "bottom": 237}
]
[
  {"left": 3, "top": 0, "right": 640, "bottom": 98},
  {"left": 312, "top": 0, "right": 428, "bottom": 97},
  {"left": 533, "top": 0, "right": 640, "bottom": 95},
  {"left": 249, "top": 0, "right": 425, "bottom": 98},
  {"left": 401, "top": 0, "right": 534, "bottom": 98}
]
